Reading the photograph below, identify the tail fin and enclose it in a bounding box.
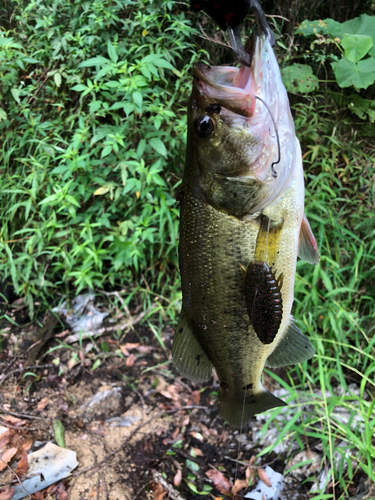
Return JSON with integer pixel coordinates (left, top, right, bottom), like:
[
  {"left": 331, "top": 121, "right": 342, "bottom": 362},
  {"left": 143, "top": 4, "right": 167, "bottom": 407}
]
[{"left": 218, "top": 386, "right": 287, "bottom": 427}]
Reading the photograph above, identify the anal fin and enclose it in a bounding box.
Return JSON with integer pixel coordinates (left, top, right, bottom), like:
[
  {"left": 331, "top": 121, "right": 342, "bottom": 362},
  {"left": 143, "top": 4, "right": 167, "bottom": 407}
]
[
  {"left": 266, "top": 316, "right": 315, "bottom": 367},
  {"left": 172, "top": 309, "right": 212, "bottom": 383}
]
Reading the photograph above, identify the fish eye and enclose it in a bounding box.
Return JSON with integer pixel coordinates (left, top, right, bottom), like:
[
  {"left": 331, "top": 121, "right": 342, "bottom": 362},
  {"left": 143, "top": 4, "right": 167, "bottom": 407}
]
[{"left": 194, "top": 116, "right": 214, "bottom": 138}]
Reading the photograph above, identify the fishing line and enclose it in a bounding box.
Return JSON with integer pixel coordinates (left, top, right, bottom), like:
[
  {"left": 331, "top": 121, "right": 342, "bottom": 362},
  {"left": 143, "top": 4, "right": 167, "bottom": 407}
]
[{"left": 255, "top": 96, "right": 281, "bottom": 178}]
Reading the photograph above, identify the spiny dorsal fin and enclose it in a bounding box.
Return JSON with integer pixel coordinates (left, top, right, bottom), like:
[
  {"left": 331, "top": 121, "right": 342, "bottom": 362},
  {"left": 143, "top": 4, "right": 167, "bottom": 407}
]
[
  {"left": 298, "top": 214, "right": 320, "bottom": 265},
  {"left": 172, "top": 309, "right": 212, "bottom": 383},
  {"left": 266, "top": 317, "right": 315, "bottom": 368}
]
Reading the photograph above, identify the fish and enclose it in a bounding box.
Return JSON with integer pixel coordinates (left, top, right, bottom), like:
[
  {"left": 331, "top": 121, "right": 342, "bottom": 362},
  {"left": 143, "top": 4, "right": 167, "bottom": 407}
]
[{"left": 172, "top": 32, "right": 320, "bottom": 427}]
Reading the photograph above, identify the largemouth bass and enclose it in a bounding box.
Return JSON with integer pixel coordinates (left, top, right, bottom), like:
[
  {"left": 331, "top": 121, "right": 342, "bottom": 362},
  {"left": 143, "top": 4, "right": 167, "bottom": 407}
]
[{"left": 172, "top": 33, "right": 320, "bottom": 427}]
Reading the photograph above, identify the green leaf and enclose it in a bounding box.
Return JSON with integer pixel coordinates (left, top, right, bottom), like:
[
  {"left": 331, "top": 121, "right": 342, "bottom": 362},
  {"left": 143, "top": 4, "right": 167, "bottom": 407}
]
[
  {"left": 332, "top": 57, "right": 375, "bottom": 89},
  {"left": 341, "top": 34, "right": 373, "bottom": 63},
  {"left": 71, "top": 84, "right": 87, "bottom": 92},
  {"left": 132, "top": 91, "right": 143, "bottom": 110},
  {"left": 101, "top": 145, "right": 113, "bottom": 158},
  {"left": 89, "top": 101, "right": 102, "bottom": 113},
  {"left": 53, "top": 420, "right": 66, "bottom": 448},
  {"left": 107, "top": 41, "right": 118, "bottom": 64},
  {"left": 0, "top": 108, "right": 7, "bottom": 121},
  {"left": 281, "top": 64, "right": 319, "bottom": 94},
  {"left": 149, "top": 137, "right": 167, "bottom": 156},
  {"left": 79, "top": 56, "right": 110, "bottom": 67},
  {"left": 54, "top": 72, "right": 62, "bottom": 87},
  {"left": 11, "top": 88, "right": 20, "bottom": 104}
]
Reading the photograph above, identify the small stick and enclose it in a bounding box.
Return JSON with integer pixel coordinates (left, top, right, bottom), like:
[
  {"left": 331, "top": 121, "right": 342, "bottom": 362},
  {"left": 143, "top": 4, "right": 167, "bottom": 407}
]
[
  {"left": 152, "top": 470, "right": 185, "bottom": 500},
  {"left": 0, "top": 459, "right": 32, "bottom": 499},
  {"left": 0, "top": 364, "right": 55, "bottom": 387}
]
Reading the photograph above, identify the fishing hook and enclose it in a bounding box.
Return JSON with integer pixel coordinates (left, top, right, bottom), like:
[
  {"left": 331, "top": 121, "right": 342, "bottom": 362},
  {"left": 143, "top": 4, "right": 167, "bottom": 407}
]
[{"left": 255, "top": 95, "right": 281, "bottom": 178}]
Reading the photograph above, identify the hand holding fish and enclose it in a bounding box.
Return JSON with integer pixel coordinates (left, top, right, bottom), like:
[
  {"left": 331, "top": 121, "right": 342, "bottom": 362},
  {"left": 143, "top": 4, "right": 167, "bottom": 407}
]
[{"left": 190, "top": 0, "right": 275, "bottom": 66}]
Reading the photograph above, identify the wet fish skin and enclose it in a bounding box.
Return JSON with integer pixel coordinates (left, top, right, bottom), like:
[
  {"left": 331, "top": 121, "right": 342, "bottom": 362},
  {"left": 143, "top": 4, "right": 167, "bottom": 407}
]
[{"left": 172, "top": 34, "right": 318, "bottom": 427}]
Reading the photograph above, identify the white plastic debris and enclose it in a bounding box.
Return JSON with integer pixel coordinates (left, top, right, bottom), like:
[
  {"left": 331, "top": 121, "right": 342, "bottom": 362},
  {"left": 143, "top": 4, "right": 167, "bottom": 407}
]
[
  {"left": 52, "top": 293, "right": 109, "bottom": 342},
  {"left": 11, "top": 442, "right": 78, "bottom": 500},
  {"left": 105, "top": 415, "right": 141, "bottom": 427},
  {"left": 80, "top": 387, "right": 122, "bottom": 408},
  {"left": 245, "top": 466, "right": 284, "bottom": 500}
]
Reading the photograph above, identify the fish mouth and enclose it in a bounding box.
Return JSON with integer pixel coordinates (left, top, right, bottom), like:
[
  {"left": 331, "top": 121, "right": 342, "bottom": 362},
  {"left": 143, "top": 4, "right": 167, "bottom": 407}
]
[{"left": 192, "top": 36, "right": 261, "bottom": 118}]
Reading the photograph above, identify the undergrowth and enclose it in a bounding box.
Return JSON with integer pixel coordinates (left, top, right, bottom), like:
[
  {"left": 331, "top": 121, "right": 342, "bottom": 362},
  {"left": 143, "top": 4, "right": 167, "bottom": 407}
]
[{"left": 0, "top": 0, "right": 374, "bottom": 498}]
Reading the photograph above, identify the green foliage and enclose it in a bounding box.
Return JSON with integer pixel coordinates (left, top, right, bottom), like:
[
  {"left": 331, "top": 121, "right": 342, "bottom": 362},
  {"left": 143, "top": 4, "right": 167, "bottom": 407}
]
[
  {"left": 0, "top": 0, "right": 205, "bottom": 314},
  {"left": 296, "top": 14, "right": 375, "bottom": 89},
  {"left": 281, "top": 63, "right": 319, "bottom": 94}
]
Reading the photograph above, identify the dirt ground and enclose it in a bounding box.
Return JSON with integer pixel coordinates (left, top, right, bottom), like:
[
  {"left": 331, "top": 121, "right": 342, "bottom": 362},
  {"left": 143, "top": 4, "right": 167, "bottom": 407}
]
[{"left": 0, "top": 309, "right": 373, "bottom": 500}]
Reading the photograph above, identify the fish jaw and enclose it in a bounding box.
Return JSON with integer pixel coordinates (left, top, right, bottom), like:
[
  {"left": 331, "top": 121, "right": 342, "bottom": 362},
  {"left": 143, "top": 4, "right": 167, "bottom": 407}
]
[{"left": 189, "top": 35, "right": 297, "bottom": 217}]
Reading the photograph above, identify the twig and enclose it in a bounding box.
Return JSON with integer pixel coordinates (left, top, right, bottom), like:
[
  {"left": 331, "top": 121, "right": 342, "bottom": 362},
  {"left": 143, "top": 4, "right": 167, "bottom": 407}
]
[
  {"left": 66, "top": 310, "right": 149, "bottom": 343},
  {"left": 100, "top": 473, "right": 109, "bottom": 500},
  {"left": 224, "top": 455, "right": 279, "bottom": 469},
  {"left": 0, "top": 364, "right": 55, "bottom": 387},
  {"left": 131, "top": 481, "right": 150, "bottom": 500},
  {"left": 0, "top": 421, "right": 40, "bottom": 431},
  {"left": 72, "top": 412, "right": 160, "bottom": 477},
  {"left": 152, "top": 470, "right": 185, "bottom": 500},
  {"left": 0, "top": 459, "right": 32, "bottom": 499},
  {"left": 96, "top": 474, "right": 100, "bottom": 500},
  {"left": 198, "top": 22, "right": 230, "bottom": 48},
  {"left": 0, "top": 410, "right": 50, "bottom": 421}
]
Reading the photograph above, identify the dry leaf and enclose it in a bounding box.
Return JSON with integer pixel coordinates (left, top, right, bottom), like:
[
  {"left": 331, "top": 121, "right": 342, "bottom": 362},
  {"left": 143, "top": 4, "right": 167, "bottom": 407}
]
[
  {"left": 1, "top": 415, "right": 27, "bottom": 426},
  {"left": 0, "top": 447, "right": 18, "bottom": 471},
  {"left": 37, "top": 397, "right": 50, "bottom": 412},
  {"left": 0, "top": 429, "right": 13, "bottom": 448},
  {"left": 15, "top": 451, "right": 29, "bottom": 479},
  {"left": 258, "top": 468, "right": 272, "bottom": 487},
  {"left": 191, "top": 447, "right": 203, "bottom": 457},
  {"left": 153, "top": 482, "right": 166, "bottom": 500},
  {"left": 245, "top": 465, "right": 255, "bottom": 483},
  {"left": 16, "top": 438, "right": 33, "bottom": 458},
  {"left": 56, "top": 482, "right": 69, "bottom": 500},
  {"left": 126, "top": 354, "right": 136, "bottom": 367},
  {"left": 120, "top": 343, "right": 140, "bottom": 356},
  {"left": 135, "top": 345, "right": 154, "bottom": 353},
  {"left": 173, "top": 469, "right": 182, "bottom": 487},
  {"left": 231, "top": 478, "right": 248, "bottom": 496},
  {"left": 0, "top": 486, "right": 15, "bottom": 500},
  {"left": 206, "top": 469, "right": 232, "bottom": 495}
]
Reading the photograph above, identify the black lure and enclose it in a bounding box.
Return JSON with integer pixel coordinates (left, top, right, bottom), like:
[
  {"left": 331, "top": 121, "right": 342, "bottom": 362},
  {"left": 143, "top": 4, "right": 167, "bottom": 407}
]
[{"left": 244, "top": 260, "right": 283, "bottom": 344}]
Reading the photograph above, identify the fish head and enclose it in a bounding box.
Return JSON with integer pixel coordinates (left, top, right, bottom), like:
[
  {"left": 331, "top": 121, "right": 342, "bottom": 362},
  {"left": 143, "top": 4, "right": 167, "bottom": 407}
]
[{"left": 186, "top": 34, "right": 298, "bottom": 216}]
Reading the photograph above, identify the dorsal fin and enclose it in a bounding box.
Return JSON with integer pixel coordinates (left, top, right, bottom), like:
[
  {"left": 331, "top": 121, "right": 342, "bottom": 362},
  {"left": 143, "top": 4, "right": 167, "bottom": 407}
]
[{"left": 298, "top": 214, "right": 320, "bottom": 265}]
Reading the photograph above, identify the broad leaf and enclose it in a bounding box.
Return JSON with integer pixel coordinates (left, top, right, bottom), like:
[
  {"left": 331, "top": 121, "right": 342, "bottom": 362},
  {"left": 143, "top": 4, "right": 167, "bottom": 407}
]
[
  {"left": 332, "top": 57, "right": 375, "bottom": 89},
  {"left": 341, "top": 34, "right": 373, "bottom": 63},
  {"left": 281, "top": 64, "right": 319, "bottom": 94}
]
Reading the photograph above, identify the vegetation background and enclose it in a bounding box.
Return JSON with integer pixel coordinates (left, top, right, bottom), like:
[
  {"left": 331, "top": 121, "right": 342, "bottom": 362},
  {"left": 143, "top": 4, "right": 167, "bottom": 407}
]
[{"left": 0, "top": 0, "right": 374, "bottom": 498}]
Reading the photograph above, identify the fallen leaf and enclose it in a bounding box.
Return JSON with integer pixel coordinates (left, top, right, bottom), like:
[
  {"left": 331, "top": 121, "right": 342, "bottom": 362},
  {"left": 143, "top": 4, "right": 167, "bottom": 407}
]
[
  {"left": 15, "top": 438, "right": 33, "bottom": 458},
  {"left": 153, "top": 482, "right": 166, "bottom": 500},
  {"left": 1, "top": 415, "right": 27, "bottom": 426},
  {"left": 126, "top": 354, "right": 136, "bottom": 367},
  {"left": 120, "top": 343, "right": 140, "bottom": 356},
  {"left": 258, "top": 468, "right": 272, "bottom": 487},
  {"left": 191, "top": 447, "right": 203, "bottom": 456},
  {"left": 37, "top": 397, "right": 50, "bottom": 412},
  {"left": 56, "top": 482, "right": 69, "bottom": 500},
  {"left": 0, "top": 486, "right": 15, "bottom": 500},
  {"left": 245, "top": 465, "right": 255, "bottom": 483},
  {"left": 15, "top": 451, "right": 28, "bottom": 479},
  {"left": 173, "top": 469, "right": 182, "bottom": 487},
  {"left": 135, "top": 345, "right": 154, "bottom": 353},
  {"left": 232, "top": 478, "right": 248, "bottom": 496},
  {"left": 0, "top": 429, "right": 13, "bottom": 448},
  {"left": 0, "top": 447, "right": 18, "bottom": 471},
  {"left": 172, "top": 427, "right": 180, "bottom": 440},
  {"left": 206, "top": 469, "right": 232, "bottom": 495}
]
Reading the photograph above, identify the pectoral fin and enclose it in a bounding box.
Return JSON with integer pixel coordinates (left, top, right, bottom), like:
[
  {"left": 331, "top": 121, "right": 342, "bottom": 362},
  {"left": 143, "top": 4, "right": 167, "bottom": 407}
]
[
  {"left": 266, "top": 317, "right": 315, "bottom": 367},
  {"left": 172, "top": 309, "right": 212, "bottom": 383},
  {"left": 298, "top": 214, "right": 320, "bottom": 265}
]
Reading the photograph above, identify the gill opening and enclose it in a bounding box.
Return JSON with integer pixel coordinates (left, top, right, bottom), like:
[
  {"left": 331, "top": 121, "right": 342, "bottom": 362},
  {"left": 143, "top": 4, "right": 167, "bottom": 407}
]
[{"left": 255, "top": 96, "right": 281, "bottom": 179}]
